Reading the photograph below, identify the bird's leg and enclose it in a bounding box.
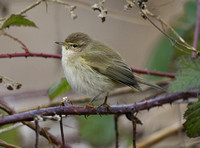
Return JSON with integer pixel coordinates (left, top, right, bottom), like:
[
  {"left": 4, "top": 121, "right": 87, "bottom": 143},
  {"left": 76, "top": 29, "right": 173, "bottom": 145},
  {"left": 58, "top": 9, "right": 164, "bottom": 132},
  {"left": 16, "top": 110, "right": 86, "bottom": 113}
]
[{"left": 99, "top": 93, "right": 111, "bottom": 110}]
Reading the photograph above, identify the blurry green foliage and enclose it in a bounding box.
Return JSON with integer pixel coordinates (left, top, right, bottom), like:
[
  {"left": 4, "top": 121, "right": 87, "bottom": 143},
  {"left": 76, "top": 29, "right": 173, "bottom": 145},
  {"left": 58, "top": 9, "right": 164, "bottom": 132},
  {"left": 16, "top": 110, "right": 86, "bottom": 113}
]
[
  {"left": 147, "top": 0, "right": 197, "bottom": 79},
  {"left": 184, "top": 98, "right": 200, "bottom": 137},
  {"left": 168, "top": 56, "right": 200, "bottom": 93},
  {"left": 48, "top": 78, "right": 71, "bottom": 101},
  {"left": 147, "top": 0, "right": 200, "bottom": 140},
  {"left": 1, "top": 14, "right": 37, "bottom": 30},
  {"left": 0, "top": 124, "right": 20, "bottom": 146},
  {"left": 77, "top": 115, "right": 115, "bottom": 147}
]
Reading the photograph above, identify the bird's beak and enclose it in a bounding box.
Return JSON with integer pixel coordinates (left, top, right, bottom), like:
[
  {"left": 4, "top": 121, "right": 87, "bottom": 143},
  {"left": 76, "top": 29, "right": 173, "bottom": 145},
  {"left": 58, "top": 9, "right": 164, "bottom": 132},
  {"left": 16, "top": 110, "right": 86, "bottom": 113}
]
[{"left": 55, "top": 42, "right": 66, "bottom": 46}]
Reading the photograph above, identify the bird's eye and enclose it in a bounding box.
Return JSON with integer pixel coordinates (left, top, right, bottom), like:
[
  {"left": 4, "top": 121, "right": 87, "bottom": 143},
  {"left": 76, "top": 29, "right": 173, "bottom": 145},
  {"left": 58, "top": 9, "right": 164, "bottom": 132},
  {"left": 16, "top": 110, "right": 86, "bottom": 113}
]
[{"left": 72, "top": 44, "right": 78, "bottom": 48}]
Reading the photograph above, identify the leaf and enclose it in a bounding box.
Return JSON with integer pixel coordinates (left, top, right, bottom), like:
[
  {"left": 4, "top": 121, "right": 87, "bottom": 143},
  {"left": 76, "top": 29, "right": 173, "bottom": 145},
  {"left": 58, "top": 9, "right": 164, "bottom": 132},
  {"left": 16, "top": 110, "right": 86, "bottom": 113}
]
[
  {"left": 0, "top": 124, "right": 20, "bottom": 146},
  {"left": 168, "top": 56, "right": 200, "bottom": 93},
  {"left": 48, "top": 78, "right": 71, "bottom": 101},
  {"left": 77, "top": 115, "right": 115, "bottom": 147},
  {"left": 184, "top": 99, "right": 200, "bottom": 138},
  {"left": 1, "top": 14, "right": 37, "bottom": 30}
]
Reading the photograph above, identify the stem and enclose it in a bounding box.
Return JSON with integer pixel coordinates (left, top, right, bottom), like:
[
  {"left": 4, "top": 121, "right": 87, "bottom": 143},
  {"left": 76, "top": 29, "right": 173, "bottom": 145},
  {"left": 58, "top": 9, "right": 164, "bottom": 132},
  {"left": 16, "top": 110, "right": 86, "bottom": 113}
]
[
  {"left": 0, "top": 52, "right": 61, "bottom": 59},
  {"left": 35, "top": 118, "right": 39, "bottom": 148},
  {"left": 0, "top": 52, "right": 174, "bottom": 78},
  {"left": 192, "top": 0, "right": 200, "bottom": 58},
  {"left": 131, "top": 68, "right": 174, "bottom": 78},
  {"left": 132, "top": 119, "right": 136, "bottom": 148},
  {"left": 60, "top": 115, "right": 65, "bottom": 147},
  {"left": 3, "top": 32, "right": 30, "bottom": 53},
  {"left": 114, "top": 115, "right": 119, "bottom": 148}
]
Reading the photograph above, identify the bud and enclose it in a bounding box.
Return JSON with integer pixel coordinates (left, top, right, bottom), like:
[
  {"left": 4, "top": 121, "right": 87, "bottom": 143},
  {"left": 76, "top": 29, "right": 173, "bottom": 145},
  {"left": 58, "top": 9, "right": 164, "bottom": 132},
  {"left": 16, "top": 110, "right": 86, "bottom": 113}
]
[
  {"left": 16, "top": 83, "right": 22, "bottom": 89},
  {"left": 7, "top": 84, "right": 13, "bottom": 90}
]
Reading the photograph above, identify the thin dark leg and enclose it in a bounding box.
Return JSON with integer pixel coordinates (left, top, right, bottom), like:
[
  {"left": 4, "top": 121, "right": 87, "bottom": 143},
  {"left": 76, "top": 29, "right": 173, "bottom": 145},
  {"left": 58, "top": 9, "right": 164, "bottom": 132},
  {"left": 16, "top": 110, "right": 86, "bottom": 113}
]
[
  {"left": 103, "top": 95, "right": 108, "bottom": 105},
  {"left": 99, "top": 93, "right": 111, "bottom": 110}
]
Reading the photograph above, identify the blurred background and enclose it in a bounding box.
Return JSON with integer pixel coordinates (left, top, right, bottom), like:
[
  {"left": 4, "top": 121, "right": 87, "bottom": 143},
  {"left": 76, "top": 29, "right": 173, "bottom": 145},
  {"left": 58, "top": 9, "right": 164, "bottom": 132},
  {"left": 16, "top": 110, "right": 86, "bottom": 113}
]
[{"left": 1, "top": 0, "right": 198, "bottom": 147}]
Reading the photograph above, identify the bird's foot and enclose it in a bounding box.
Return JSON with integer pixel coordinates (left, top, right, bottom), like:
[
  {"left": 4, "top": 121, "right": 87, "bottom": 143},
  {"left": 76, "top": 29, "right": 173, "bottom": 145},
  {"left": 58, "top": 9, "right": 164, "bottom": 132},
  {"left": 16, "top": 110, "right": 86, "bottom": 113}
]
[
  {"left": 85, "top": 103, "right": 96, "bottom": 109},
  {"left": 99, "top": 102, "right": 111, "bottom": 111}
]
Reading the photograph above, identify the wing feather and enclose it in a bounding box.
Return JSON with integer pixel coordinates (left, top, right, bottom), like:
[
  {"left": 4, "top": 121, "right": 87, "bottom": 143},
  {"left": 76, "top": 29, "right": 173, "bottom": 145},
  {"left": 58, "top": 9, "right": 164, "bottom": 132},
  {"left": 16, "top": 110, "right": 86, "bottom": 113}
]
[{"left": 81, "top": 51, "right": 141, "bottom": 91}]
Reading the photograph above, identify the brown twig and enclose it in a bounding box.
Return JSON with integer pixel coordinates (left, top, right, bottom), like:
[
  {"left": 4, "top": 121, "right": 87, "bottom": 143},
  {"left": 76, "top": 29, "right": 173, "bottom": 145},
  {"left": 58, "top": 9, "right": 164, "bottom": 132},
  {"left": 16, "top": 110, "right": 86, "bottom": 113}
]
[
  {"left": 128, "top": 0, "right": 199, "bottom": 55},
  {"left": 18, "top": 0, "right": 43, "bottom": 15},
  {"left": 0, "top": 140, "right": 20, "bottom": 148},
  {"left": 60, "top": 115, "right": 65, "bottom": 147},
  {"left": 132, "top": 119, "right": 136, "bottom": 148},
  {"left": 0, "top": 0, "right": 43, "bottom": 22},
  {"left": 114, "top": 115, "right": 119, "bottom": 148},
  {"left": 3, "top": 32, "right": 30, "bottom": 53},
  {"left": 35, "top": 117, "right": 39, "bottom": 148}
]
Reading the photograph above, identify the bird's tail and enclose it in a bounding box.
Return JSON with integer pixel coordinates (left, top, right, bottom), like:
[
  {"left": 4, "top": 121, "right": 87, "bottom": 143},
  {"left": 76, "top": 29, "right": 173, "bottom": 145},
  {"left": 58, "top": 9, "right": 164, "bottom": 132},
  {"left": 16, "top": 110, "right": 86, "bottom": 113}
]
[{"left": 135, "top": 75, "right": 165, "bottom": 91}]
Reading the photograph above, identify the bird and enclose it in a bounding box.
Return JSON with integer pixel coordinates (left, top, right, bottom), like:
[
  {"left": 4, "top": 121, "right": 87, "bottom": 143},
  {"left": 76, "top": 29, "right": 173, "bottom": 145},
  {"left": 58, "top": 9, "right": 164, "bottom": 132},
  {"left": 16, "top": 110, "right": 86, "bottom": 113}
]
[{"left": 56, "top": 32, "right": 162, "bottom": 108}]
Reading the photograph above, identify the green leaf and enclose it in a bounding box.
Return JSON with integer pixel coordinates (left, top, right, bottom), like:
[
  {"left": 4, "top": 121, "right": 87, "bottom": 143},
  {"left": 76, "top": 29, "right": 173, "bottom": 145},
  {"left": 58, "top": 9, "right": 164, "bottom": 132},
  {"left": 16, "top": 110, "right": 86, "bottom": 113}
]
[
  {"left": 48, "top": 78, "right": 71, "bottom": 101},
  {"left": 0, "top": 124, "right": 20, "bottom": 146},
  {"left": 77, "top": 115, "right": 115, "bottom": 147},
  {"left": 168, "top": 56, "right": 200, "bottom": 93},
  {"left": 1, "top": 14, "right": 37, "bottom": 30},
  {"left": 184, "top": 99, "right": 200, "bottom": 137}
]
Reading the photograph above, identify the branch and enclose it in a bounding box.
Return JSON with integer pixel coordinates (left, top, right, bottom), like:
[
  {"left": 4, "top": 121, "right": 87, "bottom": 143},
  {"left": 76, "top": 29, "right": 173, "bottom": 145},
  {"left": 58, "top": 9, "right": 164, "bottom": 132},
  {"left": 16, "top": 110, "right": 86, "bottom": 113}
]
[
  {"left": 0, "top": 99, "right": 71, "bottom": 148},
  {"left": 0, "top": 140, "right": 20, "bottom": 148},
  {"left": 3, "top": 32, "right": 30, "bottom": 53},
  {"left": 0, "top": 52, "right": 61, "bottom": 59},
  {"left": 131, "top": 68, "right": 175, "bottom": 78},
  {"left": 0, "top": 90, "right": 199, "bottom": 125},
  {"left": 192, "top": 0, "right": 200, "bottom": 58},
  {"left": 0, "top": 52, "right": 174, "bottom": 78},
  {"left": 0, "top": 0, "right": 43, "bottom": 21}
]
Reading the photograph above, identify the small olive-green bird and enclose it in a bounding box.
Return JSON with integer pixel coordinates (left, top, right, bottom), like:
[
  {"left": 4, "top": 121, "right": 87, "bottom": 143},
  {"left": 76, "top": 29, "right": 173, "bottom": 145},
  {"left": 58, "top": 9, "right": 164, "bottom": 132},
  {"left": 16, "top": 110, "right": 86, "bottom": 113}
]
[{"left": 56, "top": 32, "right": 162, "bottom": 107}]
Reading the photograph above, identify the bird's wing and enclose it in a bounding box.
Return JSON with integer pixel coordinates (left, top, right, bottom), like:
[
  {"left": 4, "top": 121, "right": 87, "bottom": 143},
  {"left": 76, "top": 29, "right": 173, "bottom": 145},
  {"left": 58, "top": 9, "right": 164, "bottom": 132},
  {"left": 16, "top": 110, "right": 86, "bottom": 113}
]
[{"left": 81, "top": 51, "right": 141, "bottom": 91}]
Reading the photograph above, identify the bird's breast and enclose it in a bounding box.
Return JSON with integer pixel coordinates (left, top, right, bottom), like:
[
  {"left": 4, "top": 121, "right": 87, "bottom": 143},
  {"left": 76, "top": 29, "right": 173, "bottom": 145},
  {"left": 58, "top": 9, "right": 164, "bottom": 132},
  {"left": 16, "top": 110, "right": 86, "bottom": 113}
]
[{"left": 61, "top": 51, "right": 118, "bottom": 98}]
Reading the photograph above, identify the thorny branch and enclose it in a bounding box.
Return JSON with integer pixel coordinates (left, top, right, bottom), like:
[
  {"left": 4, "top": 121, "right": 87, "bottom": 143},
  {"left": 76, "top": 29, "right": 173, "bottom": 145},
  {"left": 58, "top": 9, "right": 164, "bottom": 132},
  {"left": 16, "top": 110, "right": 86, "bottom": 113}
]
[
  {"left": 0, "top": 90, "right": 199, "bottom": 125},
  {"left": 0, "top": 99, "right": 72, "bottom": 148},
  {"left": 0, "top": 0, "right": 199, "bottom": 147}
]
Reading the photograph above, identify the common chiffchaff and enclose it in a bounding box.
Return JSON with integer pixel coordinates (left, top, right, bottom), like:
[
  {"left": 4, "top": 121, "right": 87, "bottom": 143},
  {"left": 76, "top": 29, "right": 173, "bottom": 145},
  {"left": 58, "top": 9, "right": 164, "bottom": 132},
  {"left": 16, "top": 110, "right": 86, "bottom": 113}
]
[{"left": 56, "top": 32, "right": 162, "bottom": 107}]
